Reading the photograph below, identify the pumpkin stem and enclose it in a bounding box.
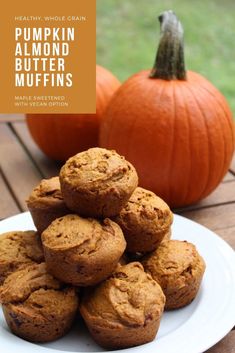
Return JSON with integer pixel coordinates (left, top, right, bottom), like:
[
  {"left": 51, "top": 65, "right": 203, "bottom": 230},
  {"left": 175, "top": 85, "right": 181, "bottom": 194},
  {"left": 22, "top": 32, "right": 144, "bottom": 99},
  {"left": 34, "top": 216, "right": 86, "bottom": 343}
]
[{"left": 150, "top": 10, "right": 186, "bottom": 80}]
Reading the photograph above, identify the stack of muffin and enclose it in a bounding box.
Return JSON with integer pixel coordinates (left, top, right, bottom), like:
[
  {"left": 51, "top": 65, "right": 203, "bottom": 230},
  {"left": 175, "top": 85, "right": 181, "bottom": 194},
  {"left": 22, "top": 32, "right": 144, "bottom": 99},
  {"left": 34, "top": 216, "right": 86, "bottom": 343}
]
[{"left": 0, "top": 147, "right": 206, "bottom": 349}]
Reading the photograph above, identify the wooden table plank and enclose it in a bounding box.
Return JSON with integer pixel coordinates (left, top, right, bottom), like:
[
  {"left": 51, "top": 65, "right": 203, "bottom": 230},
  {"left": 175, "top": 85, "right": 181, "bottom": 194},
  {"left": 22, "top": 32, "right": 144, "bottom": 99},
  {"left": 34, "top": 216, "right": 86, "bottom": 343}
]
[
  {"left": 205, "top": 330, "right": 235, "bottom": 353},
  {"left": 0, "top": 123, "right": 42, "bottom": 213},
  {"left": 12, "top": 121, "right": 61, "bottom": 178},
  {"left": 180, "top": 203, "right": 235, "bottom": 233},
  {"left": 176, "top": 181, "right": 235, "bottom": 212},
  {"left": 0, "top": 171, "right": 20, "bottom": 219},
  {"left": 0, "top": 114, "right": 25, "bottom": 123}
]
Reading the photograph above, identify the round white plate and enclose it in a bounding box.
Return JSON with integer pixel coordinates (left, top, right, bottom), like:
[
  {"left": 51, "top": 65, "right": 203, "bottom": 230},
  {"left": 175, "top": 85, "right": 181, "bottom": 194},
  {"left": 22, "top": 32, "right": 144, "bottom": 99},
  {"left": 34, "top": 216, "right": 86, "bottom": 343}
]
[{"left": 0, "top": 212, "right": 235, "bottom": 353}]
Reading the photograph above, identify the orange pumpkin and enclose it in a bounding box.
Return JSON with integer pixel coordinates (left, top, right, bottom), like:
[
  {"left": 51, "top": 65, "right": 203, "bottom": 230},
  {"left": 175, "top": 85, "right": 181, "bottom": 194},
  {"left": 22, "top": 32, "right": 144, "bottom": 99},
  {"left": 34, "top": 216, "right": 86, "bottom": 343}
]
[
  {"left": 100, "top": 11, "right": 235, "bottom": 208},
  {"left": 26, "top": 65, "right": 120, "bottom": 161}
]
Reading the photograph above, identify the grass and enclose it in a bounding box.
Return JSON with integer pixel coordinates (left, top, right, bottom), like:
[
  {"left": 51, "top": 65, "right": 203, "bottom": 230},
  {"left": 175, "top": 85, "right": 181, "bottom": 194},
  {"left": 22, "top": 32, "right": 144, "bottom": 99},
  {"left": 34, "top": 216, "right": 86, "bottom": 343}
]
[{"left": 97, "top": 0, "right": 235, "bottom": 115}]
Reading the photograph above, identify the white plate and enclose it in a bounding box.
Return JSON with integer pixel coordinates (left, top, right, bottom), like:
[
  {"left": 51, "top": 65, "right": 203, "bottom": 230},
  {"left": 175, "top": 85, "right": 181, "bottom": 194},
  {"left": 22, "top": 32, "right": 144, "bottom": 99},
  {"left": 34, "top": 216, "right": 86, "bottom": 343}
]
[{"left": 0, "top": 212, "right": 235, "bottom": 353}]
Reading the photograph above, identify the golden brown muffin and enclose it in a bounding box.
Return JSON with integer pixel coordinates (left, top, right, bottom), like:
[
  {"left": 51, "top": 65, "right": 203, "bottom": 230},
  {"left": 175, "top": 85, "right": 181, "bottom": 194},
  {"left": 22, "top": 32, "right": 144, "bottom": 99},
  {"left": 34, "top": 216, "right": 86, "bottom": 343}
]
[
  {"left": 80, "top": 262, "right": 165, "bottom": 349},
  {"left": 162, "top": 227, "right": 172, "bottom": 241},
  {"left": 26, "top": 176, "right": 69, "bottom": 233},
  {"left": 0, "top": 231, "right": 44, "bottom": 285},
  {"left": 114, "top": 187, "right": 173, "bottom": 252},
  {"left": 126, "top": 228, "right": 172, "bottom": 263},
  {"left": 142, "top": 240, "right": 206, "bottom": 310},
  {"left": 41, "top": 214, "right": 126, "bottom": 286},
  {"left": 0, "top": 263, "right": 78, "bottom": 342},
  {"left": 59, "top": 148, "right": 138, "bottom": 218}
]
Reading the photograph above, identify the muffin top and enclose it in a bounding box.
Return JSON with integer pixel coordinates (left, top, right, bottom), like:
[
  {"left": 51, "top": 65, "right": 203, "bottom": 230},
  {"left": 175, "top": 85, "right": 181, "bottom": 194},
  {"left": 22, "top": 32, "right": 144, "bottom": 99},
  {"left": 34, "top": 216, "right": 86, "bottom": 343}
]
[
  {"left": 27, "top": 176, "right": 66, "bottom": 209},
  {"left": 59, "top": 148, "right": 138, "bottom": 192},
  {"left": 81, "top": 262, "right": 165, "bottom": 327},
  {"left": 115, "top": 187, "right": 173, "bottom": 233},
  {"left": 142, "top": 240, "right": 206, "bottom": 290},
  {"left": 0, "top": 231, "right": 44, "bottom": 265},
  {"left": 41, "top": 214, "right": 125, "bottom": 254},
  {"left": 0, "top": 263, "right": 60, "bottom": 304},
  {"left": 0, "top": 263, "right": 78, "bottom": 319}
]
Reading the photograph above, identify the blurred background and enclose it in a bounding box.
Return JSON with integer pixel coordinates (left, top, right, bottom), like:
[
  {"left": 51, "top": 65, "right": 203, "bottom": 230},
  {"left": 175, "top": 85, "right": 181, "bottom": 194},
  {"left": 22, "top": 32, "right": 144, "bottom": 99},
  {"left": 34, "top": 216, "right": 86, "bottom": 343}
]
[{"left": 97, "top": 0, "right": 235, "bottom": 115}]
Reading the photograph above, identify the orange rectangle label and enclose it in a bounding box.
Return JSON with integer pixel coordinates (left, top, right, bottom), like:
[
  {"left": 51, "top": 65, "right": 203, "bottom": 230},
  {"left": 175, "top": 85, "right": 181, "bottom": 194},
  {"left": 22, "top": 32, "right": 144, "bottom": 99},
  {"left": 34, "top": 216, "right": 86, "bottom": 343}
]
[{"left": 0, "top": 0, "right": 96, "bottom": 113}]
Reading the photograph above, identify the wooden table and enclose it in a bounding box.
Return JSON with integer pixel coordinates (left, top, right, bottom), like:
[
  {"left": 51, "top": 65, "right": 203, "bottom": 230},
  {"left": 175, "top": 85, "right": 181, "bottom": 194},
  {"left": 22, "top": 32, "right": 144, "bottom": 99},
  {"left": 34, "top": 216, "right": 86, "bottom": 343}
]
[{"left": 0, "top": 115, "right": 235, "bottom": 352}]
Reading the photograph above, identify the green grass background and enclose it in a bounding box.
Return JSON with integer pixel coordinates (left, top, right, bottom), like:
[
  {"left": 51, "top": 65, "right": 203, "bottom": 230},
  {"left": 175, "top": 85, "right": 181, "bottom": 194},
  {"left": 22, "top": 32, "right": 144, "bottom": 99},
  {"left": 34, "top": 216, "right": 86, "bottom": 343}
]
[{"left": 97, "top": 0, "right": 235, "bottom": 115}]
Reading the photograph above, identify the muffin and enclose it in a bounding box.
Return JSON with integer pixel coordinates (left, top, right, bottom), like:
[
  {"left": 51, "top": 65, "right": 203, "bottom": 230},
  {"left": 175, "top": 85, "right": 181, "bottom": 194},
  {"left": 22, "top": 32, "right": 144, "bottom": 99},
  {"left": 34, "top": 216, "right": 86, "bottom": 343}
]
[
  {"left": 80, "top": 262, "right": 165, "bottom": 349},
  {"left": 26, "top": 176, "right": 70, "bottom": 233},
  {"left": 159, "top": 227, "right": 172, "bottom": 243},
  {"left": 142, "top": 240, "right": 206, "bottom": 309},
  {"left": 0, "top": 263, "right": 78, "bottom": 342},
  {"left": 126, "top": 228, "right": 172, "bottom": 263},
  {"left": 59, "top": 148, "right": 138, "bottom": 218},
  {"left": 41, "top": 214, "right": 126, "bottom": 286},
  {"left": 0, "top": 230, "right": 44, "bottom": 284},
  {"left": 114, "top": 187, "right": 173, "bottom": 252}
]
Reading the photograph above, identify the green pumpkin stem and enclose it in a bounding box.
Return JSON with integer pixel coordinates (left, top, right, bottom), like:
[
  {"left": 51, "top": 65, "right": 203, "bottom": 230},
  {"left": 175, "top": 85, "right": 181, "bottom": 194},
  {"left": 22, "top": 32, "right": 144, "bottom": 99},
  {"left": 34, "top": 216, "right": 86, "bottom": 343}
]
[{"left": 150, "top": 10, "right": 186, "bottom": 80}]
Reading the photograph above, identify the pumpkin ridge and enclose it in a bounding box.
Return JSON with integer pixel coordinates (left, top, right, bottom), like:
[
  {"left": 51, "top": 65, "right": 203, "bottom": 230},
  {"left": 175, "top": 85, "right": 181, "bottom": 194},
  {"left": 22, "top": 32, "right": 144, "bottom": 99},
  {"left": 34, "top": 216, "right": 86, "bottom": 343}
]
[
  {"left": 200, "top": 85, "right": 235, "bottom": 149},
  {"left": 183, "top": 76, "right": 234, "bottom": 172},
  {"left": 190, "top": 83, "right": 230, "bottom": 197},
  {"left": 147, "top": 77, "right": 167, "bottom": 194},
  {"left": 125, "top": 78, "right": 160, "bottom": 161},
  {"left": 178, "top": 83, "right": 192, "bottom": 205},
  {"left": 198, "top": 86, "right": 230, "bottom": 188},
  {"left": 105, "top": 77, "right": 147, "bottom": 148},
  {"left": 215, "top": 103, "right": 228, "bottom": 188},
  {"left": 97, "top": 88, "right": 107, "bottom": 116},
  {"left": 105, "top": 99, "right": 117, "bottom": 148},
  {"left": 199, "top": 84, "right": 233, "bottom": 124},
  {"left": 106, "top": 103, "right": 115, "bottom": 148},
  {"left": 167, "top": 81, "right": 177, "bottom": 204},
  {"left": 186, "top": 85, "right": 213, "bottom": 201},
  {"left": 123, "top": 78, "right": 150, "bottom": 150},
  {"left": 182, "top": 84, "right": 209, "bottom": 203}
]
